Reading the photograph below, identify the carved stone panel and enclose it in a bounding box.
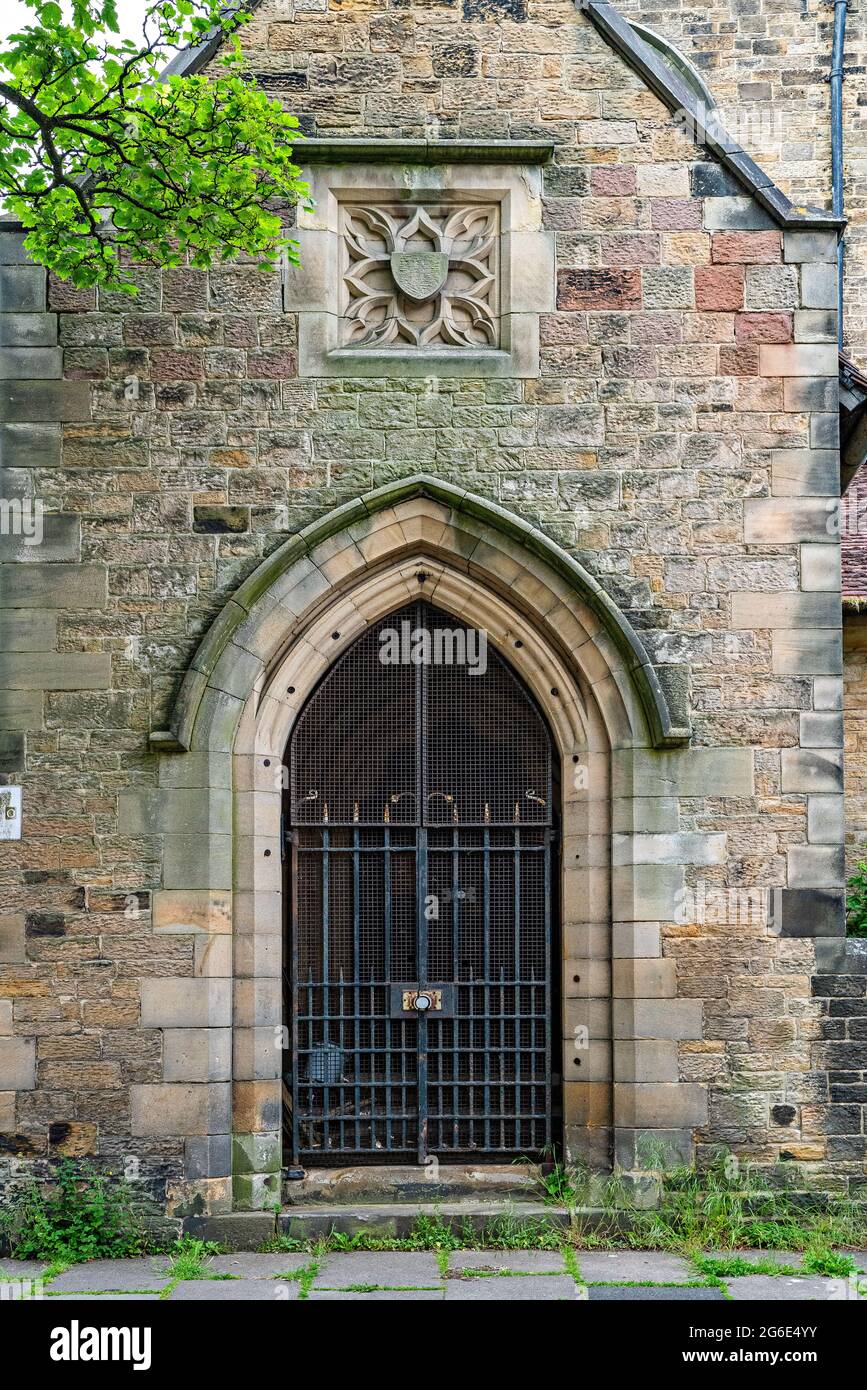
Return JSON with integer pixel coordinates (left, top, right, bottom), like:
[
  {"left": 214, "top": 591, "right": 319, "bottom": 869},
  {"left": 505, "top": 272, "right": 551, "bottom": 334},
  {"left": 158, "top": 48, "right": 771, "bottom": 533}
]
[
  {"left": 339, "top": 202, "right": 500, "bottom": 350},
  {"left": 288, "top": 154, "right": 554, "bottom": 377}
]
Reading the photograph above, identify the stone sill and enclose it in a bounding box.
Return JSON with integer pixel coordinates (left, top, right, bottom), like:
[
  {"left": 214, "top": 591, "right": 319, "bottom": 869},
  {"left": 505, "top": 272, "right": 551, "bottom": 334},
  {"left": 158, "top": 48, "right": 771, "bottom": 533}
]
[{"left": 296, "top": 139, "right": 556, "bottom": 166}]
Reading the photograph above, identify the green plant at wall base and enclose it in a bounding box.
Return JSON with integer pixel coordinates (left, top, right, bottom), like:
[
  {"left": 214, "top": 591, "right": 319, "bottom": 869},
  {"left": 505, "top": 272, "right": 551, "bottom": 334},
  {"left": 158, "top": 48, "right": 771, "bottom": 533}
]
[
  {"left": 0, "top": 1161, "right": 153, "bottom": 1262},
  {"left": 845, "top": 855, "right": 867, "bottom": 936},
  {"left": 0, "top": 0, "right": 308, "bottom": 288}
]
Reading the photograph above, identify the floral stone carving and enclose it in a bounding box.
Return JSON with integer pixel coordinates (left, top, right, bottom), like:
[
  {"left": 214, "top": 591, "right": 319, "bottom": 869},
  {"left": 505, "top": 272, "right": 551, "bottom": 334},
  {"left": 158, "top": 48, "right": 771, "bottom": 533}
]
[{"left": 339, "top": 201, "right": 500, "bottom": 350}]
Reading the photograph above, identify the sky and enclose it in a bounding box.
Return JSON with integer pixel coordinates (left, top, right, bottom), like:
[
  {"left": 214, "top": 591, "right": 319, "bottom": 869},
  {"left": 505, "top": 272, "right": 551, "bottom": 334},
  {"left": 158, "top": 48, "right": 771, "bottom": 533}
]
[{"left": 1, "top": 0, "right": 183, "bottom": 48}]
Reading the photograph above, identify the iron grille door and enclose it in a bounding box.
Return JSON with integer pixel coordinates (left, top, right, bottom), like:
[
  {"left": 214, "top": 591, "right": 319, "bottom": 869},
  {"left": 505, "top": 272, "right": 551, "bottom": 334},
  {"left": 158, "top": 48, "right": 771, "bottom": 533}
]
[{"left": 285, "top": 602, "right": 556, "bottom": 1165}]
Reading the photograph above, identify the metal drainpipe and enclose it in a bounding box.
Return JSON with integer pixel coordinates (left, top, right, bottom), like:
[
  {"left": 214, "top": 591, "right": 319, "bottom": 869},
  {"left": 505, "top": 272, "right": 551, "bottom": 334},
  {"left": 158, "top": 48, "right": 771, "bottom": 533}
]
[{"left": 831, "top": 0, "right": 848, "bottom": 350}]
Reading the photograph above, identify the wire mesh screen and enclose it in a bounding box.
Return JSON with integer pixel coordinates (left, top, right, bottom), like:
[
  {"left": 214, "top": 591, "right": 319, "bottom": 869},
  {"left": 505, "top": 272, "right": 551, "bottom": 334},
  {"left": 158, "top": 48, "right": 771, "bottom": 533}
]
[
  {"left": 290, "top": 610, "right": 418, "bottom": 826},
  {"left": 286, "top": 602, "right": 556, "bottom": 1164}
]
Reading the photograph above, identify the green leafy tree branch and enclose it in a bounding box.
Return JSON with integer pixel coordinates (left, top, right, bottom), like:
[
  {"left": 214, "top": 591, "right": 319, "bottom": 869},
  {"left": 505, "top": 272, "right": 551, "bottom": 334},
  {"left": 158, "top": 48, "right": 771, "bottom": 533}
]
[{"left": 0, "top": 0, "right": 307, "bottom": 288}]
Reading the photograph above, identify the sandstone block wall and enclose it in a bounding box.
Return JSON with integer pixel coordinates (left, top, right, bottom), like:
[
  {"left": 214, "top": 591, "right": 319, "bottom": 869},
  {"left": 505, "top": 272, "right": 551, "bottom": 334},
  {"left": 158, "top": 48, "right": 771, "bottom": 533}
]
[{"left": 0, "top": 1, "right": 861, "bottom": 1213}]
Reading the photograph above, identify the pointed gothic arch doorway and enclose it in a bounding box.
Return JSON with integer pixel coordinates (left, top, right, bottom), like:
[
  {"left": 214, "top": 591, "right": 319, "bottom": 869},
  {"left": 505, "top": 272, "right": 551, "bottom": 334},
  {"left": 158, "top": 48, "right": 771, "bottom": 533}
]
[{"left": 283, "top": 600, "right": 562, "bottom": 1166}]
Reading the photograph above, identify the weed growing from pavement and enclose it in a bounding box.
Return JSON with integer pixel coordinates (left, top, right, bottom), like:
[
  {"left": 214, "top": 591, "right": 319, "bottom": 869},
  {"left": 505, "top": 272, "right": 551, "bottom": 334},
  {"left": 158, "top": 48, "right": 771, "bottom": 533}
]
[{"left": 166, "top": 1237, "right": 229, "bottom": 1282}]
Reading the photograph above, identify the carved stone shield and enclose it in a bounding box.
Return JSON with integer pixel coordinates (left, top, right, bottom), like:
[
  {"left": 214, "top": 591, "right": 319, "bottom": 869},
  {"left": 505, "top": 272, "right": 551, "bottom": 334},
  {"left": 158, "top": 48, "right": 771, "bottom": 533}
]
[{"left": 390, "top": 251, "right": 449, "bottom": 303}]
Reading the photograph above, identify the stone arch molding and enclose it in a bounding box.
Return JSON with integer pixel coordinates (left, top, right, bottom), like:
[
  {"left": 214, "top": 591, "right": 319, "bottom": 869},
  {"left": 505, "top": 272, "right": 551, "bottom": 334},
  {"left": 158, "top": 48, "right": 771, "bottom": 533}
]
[
  {"left": 141, "top": 478, "right": 704, "bottom": 1209},
  {"left": 152, "top": 475, "right": 690, "bottom": 758}
]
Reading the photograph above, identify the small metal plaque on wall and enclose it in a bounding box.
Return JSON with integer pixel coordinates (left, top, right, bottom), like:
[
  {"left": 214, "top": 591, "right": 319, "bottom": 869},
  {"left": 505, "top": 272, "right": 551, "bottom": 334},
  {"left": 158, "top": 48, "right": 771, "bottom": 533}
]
[{"left": 0, "top": 786, "right": 22, "bottom": 840}]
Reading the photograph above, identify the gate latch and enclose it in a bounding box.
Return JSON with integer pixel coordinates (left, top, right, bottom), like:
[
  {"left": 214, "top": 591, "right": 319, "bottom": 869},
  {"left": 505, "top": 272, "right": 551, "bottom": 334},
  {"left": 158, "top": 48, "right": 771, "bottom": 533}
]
[
  {"left": 405, "top": 989, "right": 439, "bottom": 1012},
  {"left": 391, "top": 984, "right": 455, "bottom": 1017}
]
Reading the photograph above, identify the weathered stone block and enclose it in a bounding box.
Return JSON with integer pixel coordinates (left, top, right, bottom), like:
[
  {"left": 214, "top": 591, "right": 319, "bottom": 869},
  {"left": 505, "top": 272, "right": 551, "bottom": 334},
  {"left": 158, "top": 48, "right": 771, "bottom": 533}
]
[
  {"left": 234, "top": 1028, "right": 282, "bottom": 1081},
  {"left": 557, "top": 268, "right": 641, "bottom": 311},
  {"left": 140, "top": 978, "right": 231, "bottom": 1029},
  {"left": 0, "top": 379, "right": 90, "bottom": 421},
  {"left": 800, "top": 262, "right": 838, "bottom": 310},
  {"left": 162, "top": 1028, "right": 232, "bottom": 1082},
  {"left": 612, "top": 864, "right": 684, "bottom": 921},
  {"left": 731, "top": 592, "right": 839, "bottom": 630},
  {"left": 0, "top": 1037, "right": 36, "bottom": 1089},
  {"left": 0, "top": 651, "right": 109, "bottom": 689},
  {"left": 807, "top": 795, "right": 845, "bottom": 845},
  {"left": 703, "top": 197, "right": 775, "bottom": 231},
  {"left": 612, "top": 747, "right": 753, "bottom": 799},
  {"left": 772, "top": 630, "right": 842, "bottom": 676},
  {"left": 130, "top": 1082, "right": 231, "bottom": 1137},
  {"left": 153, "top": 889, "right": 232, "bottom": 935},
  {"left": 794, "top": 309, "right": 837, "bottom": 343},
  {"left": 783, "top": 231, "right": 838, "bottom": 264},
  {"left": 0, "top": 513, "right": 80, "bottom": 564},
  {"left": 757, "top": 343, "right": 837, "bottom": 377},
  {"left": 771, "top": 448, "right": 838, "bottom": 498},
  {"left": 744, "top": 499, "right": 835, "bottom": 543},
  {"left": 0, "top": 267, "right": 45, "bottom": 312},
  {"left": 614, "top": 1082, "right": 707, "bottom": 1128},
  {"left": 786, "top": 845, "right": 845, "bottom": 889},
  {"left": 613, "top": 1040, "right": 678, "bottom": 1083},
  {"left": 0, "top": 348, "right": 62, "bottom": 379},
  {"left": 232, "top": 1131, "right": 282, "bottom": 1175},
  {"left": 0, "top": 562, "right": 106, "bottom": 608},
  {"left": 184, "top": 1134, "right": 232, "bottom": 1181},
  {"left": 612, "top": 999, "right": 703, "bottom": 1041},
  {"left": 612, "top": 959, "right": 676, "bottom": 998},
  {"left": 694, "top": 264, "right": 742, "bottom": 311},
  {"left": 780, "top": 749, "right": 844, "bottom": 794},
  {"left": 800, "top": 543, "right": 841, "bottom": 591},
  {"left": 712, "top": 231, "right": 780, "bottom": 264},
  {"left": 0, "top": 914, "right": 25, "bottom": 963},
  {"left": 0, "top": 420, "right": 60, "bottom": 467},
  {"left": 233, "top": 1079, "right": 281, "bottom": 1134},
  {"left": 0, "top": 314, "right": 57, "bottom": 347},
  {"left": 800, "top": 711, "right": 844, "bottom": 748}
]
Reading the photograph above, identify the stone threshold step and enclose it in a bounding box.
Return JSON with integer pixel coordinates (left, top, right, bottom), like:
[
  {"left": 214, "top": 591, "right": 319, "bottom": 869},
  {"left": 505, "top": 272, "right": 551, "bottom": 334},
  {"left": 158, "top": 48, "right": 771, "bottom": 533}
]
[
  {"left": 281, "top": 1163, "right": 542, "bottom": 1207},
  {"left": 279, "top": 1201, "right": 578, "bottom": 1239}
]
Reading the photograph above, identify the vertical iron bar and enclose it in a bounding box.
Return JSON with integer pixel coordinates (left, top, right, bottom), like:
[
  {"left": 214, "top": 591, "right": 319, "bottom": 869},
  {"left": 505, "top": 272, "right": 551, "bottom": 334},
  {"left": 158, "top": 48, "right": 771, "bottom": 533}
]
[
  {"left": 452, "top": 827, "right": 460, "bottom": 1150},
  {"left": 353, "top": 827, "right": 361, "bottom": 1152},
  {"left": 417, "top": 825, "right": 429, "bottom": 1164},
  {"left": 321, "top": 826, "right": 330, "bottom": 1151},
  {"left": 514, "top": 828, "right": 521, "bottom": 1152},
  {"left": 384, "top": 826, "right": 393, "bottom": 1151},
  {"left": 289, "top": 832, "right": 301, "bottom": 1165},
  {"left": 416, "top": 599, "right": 426, "bottom": 1163},
  {"left": 544, "top": 828, "right": 553, "bottom": 1147},
  {"left": 483, "top": 826, "right": 491, "bottom": 1152}
]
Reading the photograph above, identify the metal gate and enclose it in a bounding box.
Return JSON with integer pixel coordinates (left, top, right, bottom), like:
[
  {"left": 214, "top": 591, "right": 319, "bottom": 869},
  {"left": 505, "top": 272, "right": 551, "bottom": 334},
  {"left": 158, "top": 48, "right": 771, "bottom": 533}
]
[{"left": 284, "top": 602, "right": 557, "bottom": 1165}]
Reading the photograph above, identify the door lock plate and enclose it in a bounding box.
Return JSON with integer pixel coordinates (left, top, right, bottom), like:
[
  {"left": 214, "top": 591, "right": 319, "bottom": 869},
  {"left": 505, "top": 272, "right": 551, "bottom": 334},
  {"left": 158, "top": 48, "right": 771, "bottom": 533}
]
[{"left": 391, "top": 984, "right": 455, "bottom": 1017}]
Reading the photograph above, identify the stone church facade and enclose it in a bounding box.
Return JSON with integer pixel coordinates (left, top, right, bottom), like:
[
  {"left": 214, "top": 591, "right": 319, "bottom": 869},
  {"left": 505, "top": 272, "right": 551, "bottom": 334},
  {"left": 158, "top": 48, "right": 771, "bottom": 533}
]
[{"left": 1, "top": 0, "right": 865, "bottom": 1227}]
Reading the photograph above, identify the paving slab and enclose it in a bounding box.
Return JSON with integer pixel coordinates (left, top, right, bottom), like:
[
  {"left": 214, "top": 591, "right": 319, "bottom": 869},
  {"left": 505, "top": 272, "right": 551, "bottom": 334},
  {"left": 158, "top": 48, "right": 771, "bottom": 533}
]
[
  {"left": 726, "top": 1275, "right": 843, "bottom": 1301},
  {"left": 49, "top": 1292, "right": 162, "bottom": 1302},
  {"left": 445, "top": 1275, "right": 579, "bottom": 1301},
  {"left": 588, "top": 1285, "right": 725, "bottom": 1301},
  {"left": 207, "top": 1253, "right": 310, "bottom": 1279},
  {"left": 49, "top": 1258, "right": 172, "bottom": 1293},
  {"left": 168, "top": 1279, "right": 302, "bottom": 1301},
  {"left": 578, "top": 1252, "right": 692, "bottom": 1283},
  {"left": 308, "top": 1288, "right": 444, "bottom": 1301},
  {"left": 0, "top": 1259, "right": 49, "bottom": 1280},
  {"left": 448, "top": 1249, "right": 566, "bottom": 1274},
  {"left": 313, "top": 1251, "right": 442, "bottom": 1288},
  {"left": 850, "top": 1252, "right": 867, "bottom": 1273}
]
